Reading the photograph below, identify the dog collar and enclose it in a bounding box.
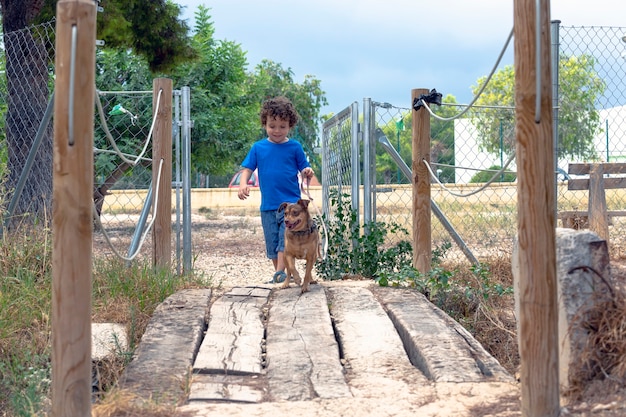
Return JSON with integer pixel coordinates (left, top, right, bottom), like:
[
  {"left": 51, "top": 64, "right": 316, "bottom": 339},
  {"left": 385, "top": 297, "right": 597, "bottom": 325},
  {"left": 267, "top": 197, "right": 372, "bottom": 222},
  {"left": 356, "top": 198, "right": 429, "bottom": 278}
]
[{"left": 289, "top": 222, "right": 317, "bottom": 236}]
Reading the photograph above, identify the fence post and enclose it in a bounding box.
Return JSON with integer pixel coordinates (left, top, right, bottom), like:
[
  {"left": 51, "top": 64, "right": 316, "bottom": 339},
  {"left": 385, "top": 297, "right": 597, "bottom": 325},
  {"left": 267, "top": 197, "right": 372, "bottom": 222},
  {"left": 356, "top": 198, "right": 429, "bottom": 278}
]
[
  {"left": 51, "top": 1, "right": 96, "bottom": 416},
  {"left": 152, "top": 78, "right": 173, "bottom": 268},
  {"left": 411, "top": 88, "right": 431, "bottom": 273},
  {"left": 588, "top": 164, "right": 609, "bottom": 241},
  {"left": 514, "top": 0, "right": 560, "bottom": 416}
]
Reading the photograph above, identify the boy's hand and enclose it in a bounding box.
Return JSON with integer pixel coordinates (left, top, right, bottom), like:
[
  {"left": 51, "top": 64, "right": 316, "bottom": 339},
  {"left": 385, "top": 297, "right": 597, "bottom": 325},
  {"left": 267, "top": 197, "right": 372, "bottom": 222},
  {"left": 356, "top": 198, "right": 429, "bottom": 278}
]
[
  {"left": 238, "top": 185, "right": 249, "bottom": 200},
  {"left": 302, "top": 167, "right": 314, "bottom": 179}
]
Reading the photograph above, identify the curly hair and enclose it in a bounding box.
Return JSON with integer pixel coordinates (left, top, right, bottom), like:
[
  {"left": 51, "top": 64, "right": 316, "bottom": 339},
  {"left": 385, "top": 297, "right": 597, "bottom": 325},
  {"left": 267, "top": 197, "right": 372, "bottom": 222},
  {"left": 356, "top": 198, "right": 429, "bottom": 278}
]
[{"left": 260, "top": 96, "right": 299, "bottom": 127}]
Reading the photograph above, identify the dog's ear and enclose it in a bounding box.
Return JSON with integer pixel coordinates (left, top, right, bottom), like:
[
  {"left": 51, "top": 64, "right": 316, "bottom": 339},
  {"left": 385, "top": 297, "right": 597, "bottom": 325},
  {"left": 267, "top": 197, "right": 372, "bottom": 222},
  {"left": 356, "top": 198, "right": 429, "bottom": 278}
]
[
  {"left": 298, "top": 199, "right": 310, "bottom": 209},
  {"left": 279, "top": 202, "right": 288, "bottom": 212}
]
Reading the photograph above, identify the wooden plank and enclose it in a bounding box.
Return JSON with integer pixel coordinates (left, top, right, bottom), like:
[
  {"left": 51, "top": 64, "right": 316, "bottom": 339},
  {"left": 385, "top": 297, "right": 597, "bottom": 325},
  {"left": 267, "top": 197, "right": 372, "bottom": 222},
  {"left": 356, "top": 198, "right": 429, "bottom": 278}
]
[
  {"left": 558, "top": 210, "right": 626, "bottom": 218},
  {"left": 194, "top": 288, "right": 270, "bottom": 375},
  {"left": 327, "top": 287, "right": 429, "bottom": 387},
  {"left": 265, "top": 285, "right": 352, "bottom": 401},
  {"left": 188, "top": 374, "right": 266, "bottom": 403},
  {"left": 568, "top": 162, "right": 626, "bottom": 175},
  {"left": 568, "top": 177, "right": 626, "bottom": 191},
  {"left": 376, "top": 288, "right": 512, "bottom": 383},
  {"left": 226, "top": 286, "right": 272, "bottom": 298},
  {"left": 589, "top": 163, "right": 609, "bottom": 241},
  {"left": 51, "top": 1, "right": 97, "bottom": 416},
  {"left": 119, "top": 289, "right": 211, "bottom": 403}
]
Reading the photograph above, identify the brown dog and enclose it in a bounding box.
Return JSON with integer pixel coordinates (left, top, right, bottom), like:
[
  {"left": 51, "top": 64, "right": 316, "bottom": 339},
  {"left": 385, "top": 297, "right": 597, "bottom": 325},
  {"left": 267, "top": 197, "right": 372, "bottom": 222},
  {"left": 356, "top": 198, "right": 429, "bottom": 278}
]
[{"left": 279, "top": 199, "right": 319, "bottom": 293}]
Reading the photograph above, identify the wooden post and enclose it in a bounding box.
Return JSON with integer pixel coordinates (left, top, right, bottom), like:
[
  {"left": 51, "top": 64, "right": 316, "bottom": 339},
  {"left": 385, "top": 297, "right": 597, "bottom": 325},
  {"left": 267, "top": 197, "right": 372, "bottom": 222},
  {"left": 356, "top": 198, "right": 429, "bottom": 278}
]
[
  {"left": 51, "top": 1, "right": 96, "bottom": 416},
  {"left": 514, "top": 0, "right": 560, "bottom": 416},
  {"left": 152, "top": 78, "right": 173, "bottom": 268},
  {"left": 588, "top": 164, "right": 609, "bottom": 241},
  {"left": 411, "top": 88, "right": 431, "bottom": 274}
]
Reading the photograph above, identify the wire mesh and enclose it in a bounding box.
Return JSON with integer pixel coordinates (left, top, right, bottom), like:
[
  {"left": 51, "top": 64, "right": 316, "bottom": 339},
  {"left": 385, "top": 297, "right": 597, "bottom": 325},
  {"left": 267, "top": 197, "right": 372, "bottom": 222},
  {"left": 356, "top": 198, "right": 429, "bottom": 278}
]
[
  {"left": 557, "top": 25, "right": 626, "bottom": 248},
  {"left": 321, "top": 103, "right": 358, "bottom": 218},
  {"left": 0, "top": 20, "right": 56, "bottom": 223},
  {"left": 322, "top": 24, "right": 626, "bottom": 262},
  {"left": 0, "top": 21, "right": 191, "bottom": 267}
]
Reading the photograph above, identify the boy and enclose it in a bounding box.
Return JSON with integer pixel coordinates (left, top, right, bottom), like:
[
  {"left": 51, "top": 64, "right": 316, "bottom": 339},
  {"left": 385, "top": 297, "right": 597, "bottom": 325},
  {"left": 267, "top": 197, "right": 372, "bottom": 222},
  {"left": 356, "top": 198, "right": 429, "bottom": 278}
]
[{"left": 238, "top": 96, "right": 314, "bottom": 283}]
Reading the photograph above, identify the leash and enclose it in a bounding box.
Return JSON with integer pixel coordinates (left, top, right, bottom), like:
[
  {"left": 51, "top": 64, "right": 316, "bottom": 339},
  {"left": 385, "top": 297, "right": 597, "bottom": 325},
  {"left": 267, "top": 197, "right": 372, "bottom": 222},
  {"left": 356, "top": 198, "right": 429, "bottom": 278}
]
[{"left": 301, "top": 174, "right": 328, "bottom": 260}]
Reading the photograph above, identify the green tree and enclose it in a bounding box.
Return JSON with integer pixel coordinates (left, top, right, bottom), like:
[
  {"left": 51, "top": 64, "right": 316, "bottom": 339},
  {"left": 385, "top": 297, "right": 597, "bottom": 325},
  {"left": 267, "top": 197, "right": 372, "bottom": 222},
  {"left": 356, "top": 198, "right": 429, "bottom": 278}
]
[
  {"left": 246, "top": 59, "right": 327, "bottom": 176},
  {"left": 172, "top": 5, "right": 258, "bottom": 177},
  {"left": 374, "top": 94, "right": 458, "bottom": 185},
  {"left": 0, "top": 0, "right": 194, "bottom": 220},
  {"left": 471, "top": 57, "right": 605, "bottom": 160},
  {"left": 429, "top": 94, "right": 458, "bottom": 183}
]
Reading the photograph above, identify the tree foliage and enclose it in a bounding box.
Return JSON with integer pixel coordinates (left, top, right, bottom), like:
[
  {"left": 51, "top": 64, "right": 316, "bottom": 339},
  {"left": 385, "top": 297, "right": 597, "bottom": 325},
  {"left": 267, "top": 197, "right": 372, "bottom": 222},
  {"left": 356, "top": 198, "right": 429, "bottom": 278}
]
[
  {"left": 0, "top": 0, "right": 197, "bottom": 220},
  {"left": 245, "top": 59, "right": 327, "bottom": 176},
  {"left": 171, "top": 5, "right": 257, "bottom": 176},
  {"left": 470, "top": 57, "right": 605, "bottom": 160},
  {"left": 34, "top": 0, "right": 196, "bottom": 72},
  {"left": 374, "top": 94, "right": 458, "bottom": 185}
]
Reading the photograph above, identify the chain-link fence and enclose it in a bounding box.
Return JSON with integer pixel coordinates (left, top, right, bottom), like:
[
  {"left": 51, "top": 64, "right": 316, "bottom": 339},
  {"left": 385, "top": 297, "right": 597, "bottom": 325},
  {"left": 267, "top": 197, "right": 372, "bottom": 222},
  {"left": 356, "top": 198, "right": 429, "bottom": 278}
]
[
  {"left": 0, "top": 20, "right": 55, "bottom": 224},
  {"left": 0, "top": 20, "right": 193, "bottom": 270},
  {"left": 94, "top": 91, "right": 155, "bottom": 217},
  {"left": 322, "top": 23, "right": 626, "bottom": 263},
  {"left": 557, "top": 25, "right": 626, "bottom": 230}
]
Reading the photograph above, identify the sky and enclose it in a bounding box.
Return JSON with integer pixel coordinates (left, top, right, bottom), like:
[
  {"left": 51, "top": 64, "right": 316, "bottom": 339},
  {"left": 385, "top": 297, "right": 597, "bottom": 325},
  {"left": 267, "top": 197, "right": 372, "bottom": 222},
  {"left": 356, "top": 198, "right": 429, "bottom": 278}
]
[{"left": 175, "top": 0, "right": 626, "bottom": 115}]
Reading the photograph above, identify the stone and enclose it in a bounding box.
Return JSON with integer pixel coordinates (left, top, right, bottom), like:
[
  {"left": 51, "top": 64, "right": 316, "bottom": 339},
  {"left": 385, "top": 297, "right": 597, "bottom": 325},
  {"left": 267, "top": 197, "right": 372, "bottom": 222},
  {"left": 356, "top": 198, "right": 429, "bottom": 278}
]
[{"left": 513, "top": 228, "right": 611, "bottom": 391}]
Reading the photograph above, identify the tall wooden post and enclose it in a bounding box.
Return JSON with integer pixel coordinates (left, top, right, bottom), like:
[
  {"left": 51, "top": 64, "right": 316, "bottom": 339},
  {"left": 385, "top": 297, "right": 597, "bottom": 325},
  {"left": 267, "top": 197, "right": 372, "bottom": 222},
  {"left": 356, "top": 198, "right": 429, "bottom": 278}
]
[
  {"left": 514, "top": 0, "right": 560, "bottom": 416},
  {"left": 152, "top": 78, "right": 173, "bottom": 268},
  {"left": 51, "top": 1, "right": 96, "bottom": 416},
  {"left": 411, "top": 88, "right": 432, "bottom": 274}
]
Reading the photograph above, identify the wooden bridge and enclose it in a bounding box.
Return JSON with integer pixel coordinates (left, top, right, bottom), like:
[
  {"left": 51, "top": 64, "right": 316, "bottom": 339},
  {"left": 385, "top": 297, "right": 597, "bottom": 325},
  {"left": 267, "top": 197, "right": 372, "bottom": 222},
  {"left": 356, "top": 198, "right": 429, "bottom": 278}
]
[{"left": 117, "top": 282, "right": 520, "bottom": 416}]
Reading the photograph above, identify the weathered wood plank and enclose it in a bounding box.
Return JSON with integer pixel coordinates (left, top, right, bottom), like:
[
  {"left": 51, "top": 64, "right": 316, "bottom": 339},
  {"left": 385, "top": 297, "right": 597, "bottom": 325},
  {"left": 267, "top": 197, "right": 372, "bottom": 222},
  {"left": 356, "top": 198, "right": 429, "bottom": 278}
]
[
  {"left": 589, "top": 164, "right": 609, "bottom": 240},
  {"left": 194, "top": 288, "right": 270, "bottom": 375},
  {"left": 265, "top": 285, "right": 352, "bottom": 401},
  {"left": 568, "top": 162, "right": 626, "bottom": 175},
  {"left": 188, "top": 373, "right": 266, "bottom": 403},
  {"left": 226, "top": 286, "right": 272, "bottom": 298},
  {"left": 327, "top": 286, "right": 429, "bottom": 397},
  {"left": 376, "top": 288, "right": 513, "bottom": 383},
  {"left": 119, "top": 289, "right": 211, "bottom": 404},
  {"left": 568, "top": 177, "right": 626, "bottom": 191}
]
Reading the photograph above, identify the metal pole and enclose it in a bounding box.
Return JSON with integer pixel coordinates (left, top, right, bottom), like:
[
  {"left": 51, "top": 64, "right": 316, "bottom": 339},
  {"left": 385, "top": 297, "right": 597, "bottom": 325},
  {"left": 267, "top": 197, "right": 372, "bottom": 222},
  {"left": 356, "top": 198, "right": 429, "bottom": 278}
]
[
  {"left": 182, "top": 86, "right": 193, "bottom": 273},
  {"left": 551, "top": 20, "right": 561, "bottom": 216},
  {"left": 377, "top": 131, "right": 479, "bottom": 266},
  {"left": 362, "top": 98, "right": 372, "bottom": 225},
  {"left": 2, "top": 92, "right": 55, "bottom": 234},
  {"left": 174, "top": 90, "right": 182, "bottom": 275}
]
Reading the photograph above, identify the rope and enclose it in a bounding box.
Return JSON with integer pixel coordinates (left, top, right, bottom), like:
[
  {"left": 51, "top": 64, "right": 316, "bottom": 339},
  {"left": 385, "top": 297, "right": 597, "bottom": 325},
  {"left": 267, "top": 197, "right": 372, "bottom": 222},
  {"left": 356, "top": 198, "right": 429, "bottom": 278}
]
[
  {"left": 419, "top": 28, "right": 514, "bottom": 122},
  {"left": 94, "top": 87, "right": 162, "bottom": 166},
  {"left": 300, "top": 175, "right": 329, "bottom": 260},
  {"left": 423, "top": 152, "right": 516, "bottom": 198},
  {"left": 93, "top": 158, "right": 164, "bottom": 262}
]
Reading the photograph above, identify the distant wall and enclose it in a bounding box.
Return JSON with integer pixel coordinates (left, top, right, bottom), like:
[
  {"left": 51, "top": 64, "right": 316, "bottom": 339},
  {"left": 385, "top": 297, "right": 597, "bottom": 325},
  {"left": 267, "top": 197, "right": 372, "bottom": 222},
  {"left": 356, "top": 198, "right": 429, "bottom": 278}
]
[{"left": 102, "top": 186, "right": 324, "bottom": 213}]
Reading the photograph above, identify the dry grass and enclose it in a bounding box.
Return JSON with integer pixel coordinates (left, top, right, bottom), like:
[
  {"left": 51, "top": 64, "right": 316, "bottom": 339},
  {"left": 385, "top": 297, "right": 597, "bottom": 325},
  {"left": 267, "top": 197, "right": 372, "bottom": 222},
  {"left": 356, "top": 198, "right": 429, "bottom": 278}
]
[{"left": 565, "top": 274, "right": 626, "bottom": 401}]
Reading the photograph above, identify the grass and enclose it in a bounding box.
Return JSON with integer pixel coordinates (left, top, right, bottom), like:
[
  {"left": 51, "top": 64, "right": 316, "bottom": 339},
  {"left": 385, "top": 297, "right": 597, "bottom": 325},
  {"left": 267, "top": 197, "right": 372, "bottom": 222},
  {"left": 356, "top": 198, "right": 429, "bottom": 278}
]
[{"left": 0, "top": 225, "right": 211, "bottom": 417}]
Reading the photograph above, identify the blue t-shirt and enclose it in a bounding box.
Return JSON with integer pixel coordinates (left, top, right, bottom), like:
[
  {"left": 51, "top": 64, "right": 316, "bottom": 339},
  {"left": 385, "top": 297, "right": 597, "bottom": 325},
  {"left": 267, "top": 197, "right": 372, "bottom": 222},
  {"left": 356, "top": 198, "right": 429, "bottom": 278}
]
[{"left": 241, "top": 138, "right": 310, "bottom": 211}]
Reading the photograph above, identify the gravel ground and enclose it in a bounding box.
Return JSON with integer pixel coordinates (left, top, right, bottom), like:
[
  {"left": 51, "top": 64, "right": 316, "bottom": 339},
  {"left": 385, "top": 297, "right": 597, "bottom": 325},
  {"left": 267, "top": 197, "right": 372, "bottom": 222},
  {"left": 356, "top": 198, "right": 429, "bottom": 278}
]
[{"left": 95, "top": 212, "right": 318, "bottom": 292}]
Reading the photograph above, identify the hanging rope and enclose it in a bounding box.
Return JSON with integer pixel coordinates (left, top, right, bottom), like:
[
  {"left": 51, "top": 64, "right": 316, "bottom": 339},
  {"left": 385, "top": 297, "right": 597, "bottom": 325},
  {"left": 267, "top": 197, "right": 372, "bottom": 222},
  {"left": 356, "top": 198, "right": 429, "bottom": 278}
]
[
  {"left": 94, "top": 87, "right": 162, "bottom": 165},
  {"left": 423, "top": 152, "right": 516, "bottom": 198},
  {"left": 93, "top": 158, "right": 164, "bottom": 262},
  {"left": 415, "top": 28, "right": 514, "bottom": 122}
]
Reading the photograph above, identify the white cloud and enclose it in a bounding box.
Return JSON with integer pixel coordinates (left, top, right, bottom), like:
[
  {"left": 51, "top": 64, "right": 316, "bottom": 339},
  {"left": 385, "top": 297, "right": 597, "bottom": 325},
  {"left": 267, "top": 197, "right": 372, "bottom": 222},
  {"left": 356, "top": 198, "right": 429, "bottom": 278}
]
[{"left": 176, "top": 0, "right": 626, "bottom": 112}]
